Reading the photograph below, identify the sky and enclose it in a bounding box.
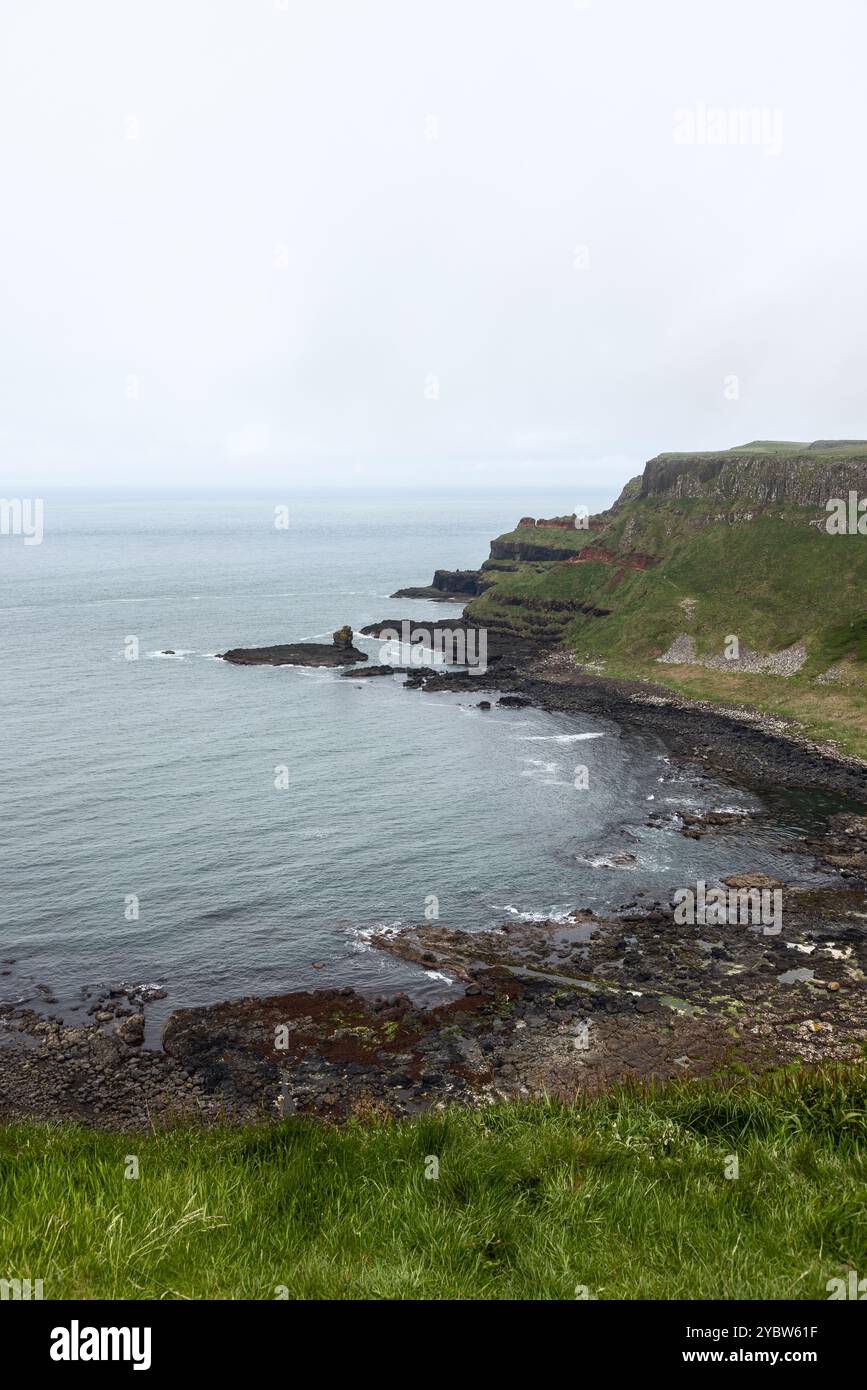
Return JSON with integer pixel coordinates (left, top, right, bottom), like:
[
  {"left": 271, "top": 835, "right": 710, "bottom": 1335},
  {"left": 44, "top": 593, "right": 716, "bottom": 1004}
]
[{"left": 2, "top": 0, "right": 866, "bottom": 491}]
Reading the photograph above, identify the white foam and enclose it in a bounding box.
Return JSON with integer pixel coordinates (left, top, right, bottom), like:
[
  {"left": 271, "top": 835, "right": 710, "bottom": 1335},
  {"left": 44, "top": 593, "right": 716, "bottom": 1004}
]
[
  {"left": 491, "top": 903, "right": 575, "bottom": 923},
  {"left": 577, "top": 854, "right": 638, "bottom": 870},
  {"left": 517, "top": 732, "right": 605, "bottom": 743}
]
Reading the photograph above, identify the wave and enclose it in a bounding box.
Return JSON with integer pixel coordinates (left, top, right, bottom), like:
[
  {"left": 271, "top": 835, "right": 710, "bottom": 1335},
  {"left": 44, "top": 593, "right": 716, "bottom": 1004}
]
[
  {"left": 345, "top": 920, "right": 403, "bottom": 947},
  {"left": 575, "top": 853, "right": 638, "bottom": 870},
  {"left": 490, "top": 903, "right": 575, "bottom": 923},
  {"left": 517, "top": 732, "right": 606, "bottom": 742}
]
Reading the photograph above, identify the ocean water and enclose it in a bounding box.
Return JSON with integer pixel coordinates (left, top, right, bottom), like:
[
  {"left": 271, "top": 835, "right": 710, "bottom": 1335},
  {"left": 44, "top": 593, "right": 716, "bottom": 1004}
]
[{"left": 0, "top": 489, "right": 834, "bottom": 1029}]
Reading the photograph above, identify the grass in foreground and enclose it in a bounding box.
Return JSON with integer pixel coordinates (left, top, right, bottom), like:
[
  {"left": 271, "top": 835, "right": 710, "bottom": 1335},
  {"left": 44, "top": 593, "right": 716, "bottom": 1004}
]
[{"left": 1, "top": 1067, "right": 864, "bottom": 1300}]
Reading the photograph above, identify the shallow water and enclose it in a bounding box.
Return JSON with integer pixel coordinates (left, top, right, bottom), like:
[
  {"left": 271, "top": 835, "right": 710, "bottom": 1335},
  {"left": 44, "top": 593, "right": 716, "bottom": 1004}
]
[{"left": 0, "top": 490, "right": 836, "bottom": 1027}]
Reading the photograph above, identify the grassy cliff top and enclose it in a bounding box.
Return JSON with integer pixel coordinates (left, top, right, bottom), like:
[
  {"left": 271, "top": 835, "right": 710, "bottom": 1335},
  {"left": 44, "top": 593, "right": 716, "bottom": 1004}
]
[{"left": 652, "top": 439, "right": 867, "bottom": 463}]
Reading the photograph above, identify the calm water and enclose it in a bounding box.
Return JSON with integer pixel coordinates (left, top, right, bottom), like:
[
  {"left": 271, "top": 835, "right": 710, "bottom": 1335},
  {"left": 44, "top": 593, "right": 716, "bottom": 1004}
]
[{"left": 0, "top": 489, "right": 833, "bottom": 1027}]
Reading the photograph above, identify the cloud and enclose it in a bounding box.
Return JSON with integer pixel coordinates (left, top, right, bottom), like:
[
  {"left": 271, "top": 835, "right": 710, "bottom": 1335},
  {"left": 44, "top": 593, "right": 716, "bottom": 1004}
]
[{"left": 2, "top": 0, "right": 866, "bottom": 488}]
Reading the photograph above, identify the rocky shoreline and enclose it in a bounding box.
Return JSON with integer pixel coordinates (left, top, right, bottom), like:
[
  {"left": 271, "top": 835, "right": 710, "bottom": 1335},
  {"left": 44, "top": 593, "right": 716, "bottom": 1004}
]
[
  {"left": 1, "top": 811, "right": 865, "bottom": 1129},
  {"left": 2, "top": 628, "right": 866, "bottom": 1129}
]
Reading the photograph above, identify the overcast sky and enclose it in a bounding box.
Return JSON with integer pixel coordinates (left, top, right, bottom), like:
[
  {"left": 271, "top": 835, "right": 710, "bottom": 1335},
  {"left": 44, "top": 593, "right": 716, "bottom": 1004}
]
[{"left": 2, "top": 0, "right": 866, "bottom": 491}]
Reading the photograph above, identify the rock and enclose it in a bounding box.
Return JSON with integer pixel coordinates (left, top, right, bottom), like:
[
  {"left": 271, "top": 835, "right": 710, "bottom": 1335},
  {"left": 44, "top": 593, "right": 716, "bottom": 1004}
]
[
  {"left": 720, "top": 873, "right": 783, "bottom": 890},
  {"left": 114, "top": 1013, "right": 145, "bottom": 1045},
  {"left": 497, "top": 694, "right": 532, "bottom": 708},
  {"left": 391, "top": 570, "right": 484, "bottom": 602},
  {"left": 477, "top": 700, "right": 491, "bottom": 710},
  {"left": 219, "top": 634, "right": 368, "bottom": 667},
  {"left": 339, "top": 665, "right": 394, "bottom": 679}
]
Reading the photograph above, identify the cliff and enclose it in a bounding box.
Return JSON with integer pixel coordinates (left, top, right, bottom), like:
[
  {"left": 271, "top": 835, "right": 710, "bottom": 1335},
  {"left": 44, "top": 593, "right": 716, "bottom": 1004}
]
[
  {"left": 390, "top": 568, "right": 489, "bottom": 601},
  {"left": 640, "top": 440, "right": 867, "bottom": 506},
  {"left": 463, "top": 441, "right": 867, "bottom": 678}
]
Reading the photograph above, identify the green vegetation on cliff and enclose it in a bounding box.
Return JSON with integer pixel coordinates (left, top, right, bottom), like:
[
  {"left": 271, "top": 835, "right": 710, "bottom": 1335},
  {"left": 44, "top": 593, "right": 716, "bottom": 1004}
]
[{"left": 466, "top": 441, "right": 867, "bottom": 755}]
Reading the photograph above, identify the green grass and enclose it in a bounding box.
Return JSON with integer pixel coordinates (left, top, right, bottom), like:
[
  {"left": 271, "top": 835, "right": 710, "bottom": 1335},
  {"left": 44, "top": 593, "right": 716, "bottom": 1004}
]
[
  {"left": 824, "top": 615, "right": 867, "bottom": 665},
  {"left": 1, "top": 1068, "right": 864, "bottom": 1300},
  {"left": 465, "top": 489, "right": 867, "bottom": 756},
  {"left": 656, "top": 440, "right": 867, "bottom": 461},
  {"left": 473, "top": 506, "right": 867, "bottom": 665},
  {"left": 621, "top": 663, "right": 867, "bottom": 760},
  {"left": 492, "top": 524, "right": 587, "bottom": 553}
]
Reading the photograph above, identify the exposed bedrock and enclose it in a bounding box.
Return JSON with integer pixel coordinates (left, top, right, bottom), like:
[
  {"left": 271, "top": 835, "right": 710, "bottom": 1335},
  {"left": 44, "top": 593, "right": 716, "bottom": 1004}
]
[{"left": 218, "top": 626, "right": 368, "bottom": 667}]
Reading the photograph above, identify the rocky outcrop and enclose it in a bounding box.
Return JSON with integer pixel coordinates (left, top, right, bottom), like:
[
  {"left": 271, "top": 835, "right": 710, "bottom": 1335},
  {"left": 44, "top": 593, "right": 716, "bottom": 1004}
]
[
  {"left": 219, "top": 626, "right": 368, "bottom": 667},
  {"left": 490, "top": 538, "right": 581, "bottom": 562},
  {"left": 339, "top": 665, "right": 396, "bottom": 678},
  {"left": 391, "top": 569, "right": 487, "bottom": 601},
  {"left": 360, "top": 618, "right": 547, "bottom": 670},
  {"left": 516, "top": 514, "right": 577, "bottom": 530}
]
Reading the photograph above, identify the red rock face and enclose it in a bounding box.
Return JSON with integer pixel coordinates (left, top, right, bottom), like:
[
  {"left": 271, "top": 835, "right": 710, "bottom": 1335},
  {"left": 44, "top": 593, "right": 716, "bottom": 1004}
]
[{"left": 568, "top": 546, "right": 659, "bottom": 569}]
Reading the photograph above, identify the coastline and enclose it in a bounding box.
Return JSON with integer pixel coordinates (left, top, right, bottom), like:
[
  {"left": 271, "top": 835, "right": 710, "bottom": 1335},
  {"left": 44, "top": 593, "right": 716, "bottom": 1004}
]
[{"left": 2, "top": 641, "right": 865, "bottom": 1130}]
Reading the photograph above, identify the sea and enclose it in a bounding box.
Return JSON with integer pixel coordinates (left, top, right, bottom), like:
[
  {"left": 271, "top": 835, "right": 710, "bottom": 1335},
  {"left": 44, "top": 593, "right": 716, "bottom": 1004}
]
[{"left": 0, "top": 487, "right": 836, "bottom": 1033}]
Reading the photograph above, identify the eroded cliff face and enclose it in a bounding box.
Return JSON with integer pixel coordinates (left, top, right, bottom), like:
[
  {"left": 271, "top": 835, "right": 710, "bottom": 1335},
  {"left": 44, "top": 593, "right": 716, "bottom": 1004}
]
[
  {"left": 488, "top": 538, "right": 582, "bottom": 562},
  {"left": 639, "top": 443, "right": 867, "bottom": 508},
  {"left": 567, "top": 546, "right": 658, "bottom": 570},
  {"left": 431, "top": 569, "right": 483, "bottom": 594},
  {"left": 461, "top": 440, "right": 867, "bottom": 673},
  {"left": 390, "top": 568, "right": 489, "bottom": 600}
]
